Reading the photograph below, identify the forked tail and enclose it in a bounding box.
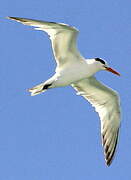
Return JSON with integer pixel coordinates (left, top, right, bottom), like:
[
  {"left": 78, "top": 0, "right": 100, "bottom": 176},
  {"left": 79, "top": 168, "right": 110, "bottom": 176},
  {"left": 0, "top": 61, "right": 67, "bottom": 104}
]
[{"left": 28, "top": 82, "right": 52, "bottom": 96}]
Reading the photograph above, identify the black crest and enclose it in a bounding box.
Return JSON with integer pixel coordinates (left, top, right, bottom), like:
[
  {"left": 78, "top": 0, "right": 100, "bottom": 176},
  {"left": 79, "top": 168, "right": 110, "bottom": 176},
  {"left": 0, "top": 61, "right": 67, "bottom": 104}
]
[{"left": 95, "top": 58, "right": 105, "bottom": 65}]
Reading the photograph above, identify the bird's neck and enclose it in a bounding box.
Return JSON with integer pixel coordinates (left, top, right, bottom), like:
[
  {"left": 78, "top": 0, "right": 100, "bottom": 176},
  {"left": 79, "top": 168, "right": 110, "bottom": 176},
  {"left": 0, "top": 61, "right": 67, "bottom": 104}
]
[{"left": 86, "top": 59, "right": 101, "bottom": 76}]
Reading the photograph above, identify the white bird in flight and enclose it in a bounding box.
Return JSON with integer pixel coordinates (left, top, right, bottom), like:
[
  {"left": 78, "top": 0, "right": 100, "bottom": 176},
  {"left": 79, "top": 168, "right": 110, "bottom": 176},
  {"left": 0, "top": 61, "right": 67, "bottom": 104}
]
[{"left": 7, "top": 17, "right": 121, "bottom": 166}]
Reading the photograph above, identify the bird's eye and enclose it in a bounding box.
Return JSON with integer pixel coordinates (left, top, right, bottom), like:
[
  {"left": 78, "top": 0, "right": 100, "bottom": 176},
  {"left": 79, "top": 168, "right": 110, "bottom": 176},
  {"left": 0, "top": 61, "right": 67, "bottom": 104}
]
[{"left": 95, "top": 58, "right": 105, "bottom": 65}]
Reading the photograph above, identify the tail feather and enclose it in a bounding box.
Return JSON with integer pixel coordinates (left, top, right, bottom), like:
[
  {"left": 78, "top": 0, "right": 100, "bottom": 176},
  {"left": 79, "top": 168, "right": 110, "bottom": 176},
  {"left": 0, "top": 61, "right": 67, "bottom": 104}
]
[
  {"left": 28, "top": 82, "right": 47, "bottom": 96},
  {"left": 28, "top": 77, "right": 54, "bottom": 96}
]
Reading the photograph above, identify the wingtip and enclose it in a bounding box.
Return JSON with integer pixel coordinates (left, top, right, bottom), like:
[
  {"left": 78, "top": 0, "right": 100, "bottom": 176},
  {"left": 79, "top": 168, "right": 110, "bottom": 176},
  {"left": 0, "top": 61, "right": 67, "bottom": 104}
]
[
  {"left": 26, "top": 88, "right": 35, "bottom": 96},
  {"left": 6, "top": 16, "right": 11, "bottom": 19},
  {"left": 103, "top": 145, "right": 115, "bottom": 167},
  {"left": 6, "top": 16, "right": 21, "bottom": 21},
  {"left": 6, "top": 16, "right": 16, "bottom": 21},
  {"left": 105, "top": 159, "right": 112, "bottom": 167}
]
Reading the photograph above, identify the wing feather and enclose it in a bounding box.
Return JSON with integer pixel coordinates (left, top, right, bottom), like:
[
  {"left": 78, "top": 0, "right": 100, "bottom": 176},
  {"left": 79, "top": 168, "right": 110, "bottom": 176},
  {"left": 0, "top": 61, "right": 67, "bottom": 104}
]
[
  {"left": 72, "top": 76, "right": 120, "bottom": 166},
  {"left": 7, "top": 17, "right": 81, "bottom": 66}
]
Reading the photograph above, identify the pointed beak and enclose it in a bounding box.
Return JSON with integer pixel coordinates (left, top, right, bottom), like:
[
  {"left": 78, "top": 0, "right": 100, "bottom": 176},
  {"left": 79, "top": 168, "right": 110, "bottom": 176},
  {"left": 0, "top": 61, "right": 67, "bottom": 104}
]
[{"left": 105, "top": 67, "right": 120, "bottom": 76}]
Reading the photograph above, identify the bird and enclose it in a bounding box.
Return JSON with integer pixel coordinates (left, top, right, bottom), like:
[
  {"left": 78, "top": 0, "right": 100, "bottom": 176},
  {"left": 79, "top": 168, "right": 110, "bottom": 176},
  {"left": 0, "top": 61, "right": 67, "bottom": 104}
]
[{"left": 7, "top": 16, "right": 121, "bottom": 166}]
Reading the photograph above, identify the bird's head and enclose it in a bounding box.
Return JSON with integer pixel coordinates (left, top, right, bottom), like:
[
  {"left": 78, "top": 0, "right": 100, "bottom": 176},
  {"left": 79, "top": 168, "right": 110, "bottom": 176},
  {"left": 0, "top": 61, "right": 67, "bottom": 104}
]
[{"left": 94, "top": 58, "right": 120, "bottom": 76}]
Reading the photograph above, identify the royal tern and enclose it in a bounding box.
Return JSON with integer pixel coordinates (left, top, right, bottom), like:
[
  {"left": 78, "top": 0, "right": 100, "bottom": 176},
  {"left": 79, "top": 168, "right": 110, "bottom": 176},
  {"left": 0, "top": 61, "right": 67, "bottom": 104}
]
[{"left": 7, "top": 17, "right": 121, "bottom": 166}]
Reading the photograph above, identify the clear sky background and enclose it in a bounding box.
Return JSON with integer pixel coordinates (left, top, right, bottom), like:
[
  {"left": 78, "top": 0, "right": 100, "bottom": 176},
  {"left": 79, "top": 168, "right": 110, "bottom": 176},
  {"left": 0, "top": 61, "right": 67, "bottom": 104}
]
[{"left": 1, "top": 0, "right": 131, "bottom": 179}]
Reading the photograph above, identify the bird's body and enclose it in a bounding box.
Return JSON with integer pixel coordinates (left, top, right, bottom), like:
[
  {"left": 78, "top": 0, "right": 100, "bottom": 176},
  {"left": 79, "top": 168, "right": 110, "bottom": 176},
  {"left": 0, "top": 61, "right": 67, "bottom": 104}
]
[
  {"left": 7, "top": 16, "right": 121, "bottom": 166},
  {"left": 49, "top": 59, "right": 101, "bottom": 87}
]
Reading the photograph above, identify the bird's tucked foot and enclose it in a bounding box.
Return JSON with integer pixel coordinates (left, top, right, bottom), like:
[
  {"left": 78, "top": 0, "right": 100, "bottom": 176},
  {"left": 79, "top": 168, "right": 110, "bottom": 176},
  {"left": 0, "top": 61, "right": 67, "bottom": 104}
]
[{"left": 28, "top": 83, "right": 52, "bottom": 96}]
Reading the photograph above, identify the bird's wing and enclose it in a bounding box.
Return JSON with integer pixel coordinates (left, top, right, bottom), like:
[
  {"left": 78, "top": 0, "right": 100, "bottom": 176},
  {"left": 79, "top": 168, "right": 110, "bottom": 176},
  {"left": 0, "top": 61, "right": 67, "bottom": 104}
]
[
  {"left": 72, "top": 76, "right": 120, "bottom": 166},
  {"left": 7, "top": 17, "right": 81, "bottom": 67}
]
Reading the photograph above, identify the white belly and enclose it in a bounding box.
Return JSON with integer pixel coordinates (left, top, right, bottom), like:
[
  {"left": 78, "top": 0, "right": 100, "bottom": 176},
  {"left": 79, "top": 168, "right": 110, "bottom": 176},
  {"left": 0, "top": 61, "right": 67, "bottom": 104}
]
[{"left": 53, "top": 62, "right": 93, "bottom": 87}]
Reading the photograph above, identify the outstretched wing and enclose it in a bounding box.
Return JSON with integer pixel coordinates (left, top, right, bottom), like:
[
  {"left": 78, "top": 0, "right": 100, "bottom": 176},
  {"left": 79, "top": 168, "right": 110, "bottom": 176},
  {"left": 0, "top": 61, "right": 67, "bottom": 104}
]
[
  {"left": 7, "top": 17, "right": 81, "bottom": 67},
  {"left": 72, "top": 76, "right": 121, "bottom": 166}
]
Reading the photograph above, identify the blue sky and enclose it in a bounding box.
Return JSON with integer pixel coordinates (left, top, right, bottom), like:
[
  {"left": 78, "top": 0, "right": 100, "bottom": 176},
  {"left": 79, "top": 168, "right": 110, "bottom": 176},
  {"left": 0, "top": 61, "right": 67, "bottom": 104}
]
[{"left": 1, "top": 0, "right": 131, "bottom": 179}]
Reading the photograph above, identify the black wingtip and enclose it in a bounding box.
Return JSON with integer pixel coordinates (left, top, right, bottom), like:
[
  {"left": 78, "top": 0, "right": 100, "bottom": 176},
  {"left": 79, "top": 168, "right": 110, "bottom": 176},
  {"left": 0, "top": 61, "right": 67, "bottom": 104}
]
[
  {"left": 6, "top": 16, "right": 18, "bottom": 20},
  {"left": 102, "top": 129, "right": 119, "bottom": 167},
  {"left": 106, "top": 159, "right": 112, "bottom": 167},
  {"left": 6, "top": 16, "right": 17, "bottom": 21},
  {"left": 6, "top": 16, "right": 11, "bottom": 19},
  {"left": 6, "top": 16, "right": 23, "bottom": 22},
  {"left": 6, "top": 16, "right": 15, "bottom": 19}
]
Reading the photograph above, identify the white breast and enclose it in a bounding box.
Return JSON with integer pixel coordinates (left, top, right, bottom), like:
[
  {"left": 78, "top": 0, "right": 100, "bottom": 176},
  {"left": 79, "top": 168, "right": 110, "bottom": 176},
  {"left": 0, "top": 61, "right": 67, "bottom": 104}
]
[{"left": 54, "top": 60, "right": 98, "bottom": 87}]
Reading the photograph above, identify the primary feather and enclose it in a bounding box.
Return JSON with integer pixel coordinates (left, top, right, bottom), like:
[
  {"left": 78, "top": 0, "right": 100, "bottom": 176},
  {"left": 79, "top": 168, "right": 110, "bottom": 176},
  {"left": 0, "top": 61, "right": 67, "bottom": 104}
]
[{"left": 7, "top": 16, "right": 121, "bottom": 166}]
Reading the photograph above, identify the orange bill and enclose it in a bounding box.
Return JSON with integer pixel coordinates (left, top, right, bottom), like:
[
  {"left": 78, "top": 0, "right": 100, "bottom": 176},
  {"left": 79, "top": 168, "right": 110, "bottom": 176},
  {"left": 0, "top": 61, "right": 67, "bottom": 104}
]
[{"left": 106, "top": 67, "right": 120, "bottom": 76}]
